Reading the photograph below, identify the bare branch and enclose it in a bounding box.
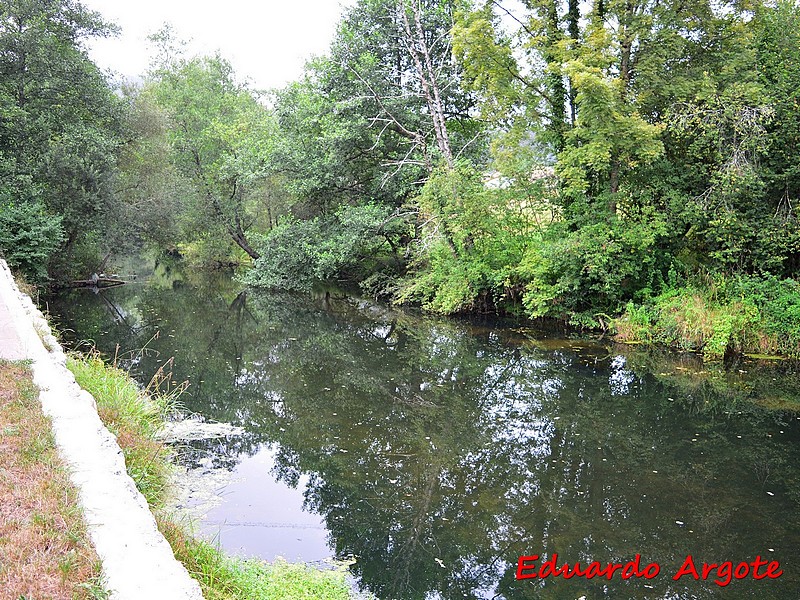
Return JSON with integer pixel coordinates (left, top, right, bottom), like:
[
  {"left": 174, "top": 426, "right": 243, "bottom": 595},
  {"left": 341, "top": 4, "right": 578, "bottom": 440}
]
[{"left": 345, "top": 61, "right": 423, "bottom": 146}]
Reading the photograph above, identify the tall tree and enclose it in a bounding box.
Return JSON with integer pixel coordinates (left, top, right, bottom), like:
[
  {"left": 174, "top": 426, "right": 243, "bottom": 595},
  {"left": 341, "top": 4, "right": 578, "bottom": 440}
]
[
  {"left": 454, "top": 0, "right": 755, "bottom": 206},
  {"left": 268, "top": 0, "right": 480, "bottom": 255},
  {"left": 111, "top": 85, "right": 194, "bottom": 253},
  {"left": 751, "top": 0, "right": 800, "bottom": 274},
  {"left": 145, "top": 51, "right": 273, "bottom": 260},
  {"left": 325, "top": 0, "right": 477, "bottom": 175},
  {"left": 0, "top": 0, "right": 122, "bottom": 277}
]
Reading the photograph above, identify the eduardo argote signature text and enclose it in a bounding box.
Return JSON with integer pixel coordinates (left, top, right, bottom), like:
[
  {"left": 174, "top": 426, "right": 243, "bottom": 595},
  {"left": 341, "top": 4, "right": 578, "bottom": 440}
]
[{"left": 516, "top": 553, "right": 783, "bottom": 587}]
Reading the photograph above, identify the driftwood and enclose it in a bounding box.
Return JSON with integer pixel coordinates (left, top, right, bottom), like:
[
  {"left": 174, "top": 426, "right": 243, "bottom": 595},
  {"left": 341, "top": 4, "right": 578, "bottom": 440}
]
[{"left": 67, "top": 277, "right": 127, "bottom": 289}]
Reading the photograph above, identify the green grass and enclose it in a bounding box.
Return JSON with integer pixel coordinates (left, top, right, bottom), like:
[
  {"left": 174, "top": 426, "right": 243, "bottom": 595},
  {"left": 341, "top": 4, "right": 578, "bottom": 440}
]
[
  {"left": 67, "top": 352, "right": 362, "bottom": 600},
  {"left": 160, "top": 519, "right": 354, "bottom": 600},
  {"left": 613, "top": 275, "right": 800, "bottom": 360},
  {"left": 68, "top": 352, "right": 174, "bottom": 507}
]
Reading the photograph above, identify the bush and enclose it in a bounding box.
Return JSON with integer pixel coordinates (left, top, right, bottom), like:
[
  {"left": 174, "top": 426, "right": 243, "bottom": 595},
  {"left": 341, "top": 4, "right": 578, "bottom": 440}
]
[
  {"left": 615, "top": 274, "right": 800, "bottom": 359},
  {"left": 728, "top": 276, "right": 800, "bottom": 356},
  {"left": 396, "top": 163, "right": 534, "bottom": 313},
  {"left": 518, "top": 207, "right": 672, "bottom": 327},
  {"left": 244, "top": 204, "right": 399, "bottom": 290},
  {"left": 0, "top": 198, "right": 64, "bottom": 281}
]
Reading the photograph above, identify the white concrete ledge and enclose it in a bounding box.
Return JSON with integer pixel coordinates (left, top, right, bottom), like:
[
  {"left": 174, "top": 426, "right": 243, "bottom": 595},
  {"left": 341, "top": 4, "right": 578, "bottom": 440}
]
[{"left": 0, "top": 260, "right": 204, "bottom": 600}]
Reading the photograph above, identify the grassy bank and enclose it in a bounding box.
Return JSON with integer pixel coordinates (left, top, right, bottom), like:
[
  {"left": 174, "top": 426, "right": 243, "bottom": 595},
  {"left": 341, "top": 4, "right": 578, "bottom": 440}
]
[
  {"left": 0, "top": 361, "right": 107, "bottom": 599},
  {"left": 67, "top": 353, "right": 358, "bottom": 600},
  {"left": 613, "top": 275, "right": 800, "bottom": 360}
]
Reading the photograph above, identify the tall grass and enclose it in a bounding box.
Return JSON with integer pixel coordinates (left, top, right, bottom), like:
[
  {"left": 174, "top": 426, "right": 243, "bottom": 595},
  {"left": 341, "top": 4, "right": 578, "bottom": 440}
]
[
  {"left": 614, "top": 275, "right": 800, "bottom": 360},
  {"left": 160, "top": 519, "right": 353, "bottom": 600},
  {"left": 68, "top": 352, "right": 176, "bottom": 507}
]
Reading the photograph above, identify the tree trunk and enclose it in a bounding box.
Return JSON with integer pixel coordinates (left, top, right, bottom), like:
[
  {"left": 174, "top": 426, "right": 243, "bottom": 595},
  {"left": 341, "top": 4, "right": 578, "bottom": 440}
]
[
  {"left": 609, "top": 160, "right": 620, "bottom": 214},
  {"left": 399, "top": 0, "right": 453, "bottom": 168},
  {"left": 190, "top": 146, "right": 260, "bottom": 260},
  {"left": 610, "top": 0, "right": 635, "bottom": 207},
  {"left": 230, "top": 213, "right": 260, "bottom": 260},
  {"left": 398, "top": 0, "right": 458, "bottom": 256},
  {"left": 567, "top": 0, "right": 580, "bottom": 124},
  {"left": 544, "top": 0, "right": 567, "bottom": 150}
]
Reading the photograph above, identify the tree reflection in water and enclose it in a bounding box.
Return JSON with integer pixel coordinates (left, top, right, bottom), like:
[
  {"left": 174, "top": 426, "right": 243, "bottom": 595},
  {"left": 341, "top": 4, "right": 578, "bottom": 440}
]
[{"left": 46, "top": 274, "right": 800, "bottom": 599}]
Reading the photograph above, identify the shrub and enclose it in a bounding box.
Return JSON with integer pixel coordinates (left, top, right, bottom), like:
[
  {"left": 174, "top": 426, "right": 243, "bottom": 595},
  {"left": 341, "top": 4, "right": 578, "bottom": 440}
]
[
  {"left": 0, "top": 197, "right": 64, "bottom": 281},
  {"left": 396, "top": 164, "right": 534, "bottom": 313},
  {"left": 615, "top": 274, "right": 800, "bottom": 359},
  {"left": 244, "top": 204, "right": 398, "bottom": 290},
  {"left": 518, "top": 207, "right": 671, "bottom": 327}
]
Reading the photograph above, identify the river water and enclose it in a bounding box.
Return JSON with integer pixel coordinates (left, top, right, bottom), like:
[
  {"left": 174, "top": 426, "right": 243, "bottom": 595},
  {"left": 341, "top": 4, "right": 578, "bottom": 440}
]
[{"left": 44, "top": 267, "right": 800, "bottom": 599}]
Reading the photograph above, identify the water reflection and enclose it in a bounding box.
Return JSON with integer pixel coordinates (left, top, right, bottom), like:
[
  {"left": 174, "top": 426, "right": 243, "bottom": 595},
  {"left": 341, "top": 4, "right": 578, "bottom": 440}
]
[
  {"left": 45, "top": 272, "right": 800, "bottom": 599},
  {"left": 202, "top": 446, "right": 330, "bottom": 563}
]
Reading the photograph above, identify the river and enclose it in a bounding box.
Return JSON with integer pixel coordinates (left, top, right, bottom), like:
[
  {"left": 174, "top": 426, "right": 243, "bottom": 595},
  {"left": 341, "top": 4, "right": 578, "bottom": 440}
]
[{"left": 43, "top": 265, "right": 800, "bottom": 599}]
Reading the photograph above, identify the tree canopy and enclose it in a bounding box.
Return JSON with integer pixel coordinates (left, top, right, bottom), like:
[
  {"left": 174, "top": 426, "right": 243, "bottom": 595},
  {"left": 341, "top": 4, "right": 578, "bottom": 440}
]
[
  {"left": 2, "top": 0, "right": 799, "bottom": 356},
  {"left": 0, "top": 0, "right": 123, "bottom": 278}
]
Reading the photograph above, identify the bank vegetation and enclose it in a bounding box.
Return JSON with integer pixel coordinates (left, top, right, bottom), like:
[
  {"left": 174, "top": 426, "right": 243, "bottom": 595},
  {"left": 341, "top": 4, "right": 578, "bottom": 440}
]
[{"left": 67, "top": 352, "right": 359, "bottom": 600}]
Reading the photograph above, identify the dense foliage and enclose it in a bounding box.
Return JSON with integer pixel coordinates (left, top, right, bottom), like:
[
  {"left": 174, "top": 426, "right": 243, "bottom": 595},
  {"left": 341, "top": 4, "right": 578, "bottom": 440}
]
[
  {"left": 2, "top": 0, "right": 798, "bottom": 356},
  {"left": 0, "top": 0, "right": 123, "bottom": 280}
]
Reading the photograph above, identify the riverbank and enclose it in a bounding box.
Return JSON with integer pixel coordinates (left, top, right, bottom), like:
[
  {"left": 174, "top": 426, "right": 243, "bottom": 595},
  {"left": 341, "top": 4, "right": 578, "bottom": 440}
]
[
  {"left": 0, "top": 259, "right": 204, "bottom": 599},
  {"left": 395, "top": 264, "right": 800, "bottom": 362},
  {"left": 239, "top": 243, "right": 800, "bottom": 362},
  {"left": 68, "top": 352, "right": 358, "bottom": 600},
  {"left": 0, "top": 361, "right": 107, "bottom": 598},
  {"left": 613, "top": 275, "right": 800, "bottom": 360}
]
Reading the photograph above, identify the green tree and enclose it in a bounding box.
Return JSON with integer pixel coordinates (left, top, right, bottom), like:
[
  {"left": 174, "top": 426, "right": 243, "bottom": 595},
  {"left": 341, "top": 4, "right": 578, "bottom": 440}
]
[
  {"left": 245, "top": 203, "right": 402, "bottom": 291},
  {"left": 0, "top": 189, "right": 63, "bottom": 280},
  {"left": 145, "top": 49, "right": 273, "bottom": 261},
  {"left": 270, "top": 0, "right": 480, "bottom": 212},
  {"left": 327, "top": 0, "right": 477, "bottom": 171},
  {"left": 249, "top": 0, "right": 483, "bottom": 289},
  {"left": 557, "top": 19, "right": 664, "bottom": 206},
  {"left": 0, "top": 0, "right": 123, "bottom": 278},
  {"left": 751, "top": 0, "right": 800, "bottom": 276},
  {"left": 448, "top": 0, "right": 784, "bottom": 324},
  {"left": 111, "top": 85, "right": 194, "bottom": 253},
  {"left": 269, "top": 67, "right": 418, "bottom": 217},
  {"left": 454, "top": 0, "right": 757, "bottom": 200}
]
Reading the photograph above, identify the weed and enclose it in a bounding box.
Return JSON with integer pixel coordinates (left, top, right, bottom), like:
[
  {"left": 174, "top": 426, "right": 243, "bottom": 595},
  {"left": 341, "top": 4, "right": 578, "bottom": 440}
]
[
  {"left": 11, "top": 272, "right": 38, "bottom": 304},
  {"left": 614, "top": 274, "right": 800, "bottom": 360},
  {"left": 159, "top": 519, "right": 354, "bottom": 600},
  {"left": 75, "top": 570, "right": 111, "bottom": 600}
]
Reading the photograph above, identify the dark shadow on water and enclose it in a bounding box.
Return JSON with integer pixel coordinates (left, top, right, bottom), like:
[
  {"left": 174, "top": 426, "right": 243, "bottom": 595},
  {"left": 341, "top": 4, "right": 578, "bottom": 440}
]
[{"left": 44, "top": 271, "right": 800, "bottom": 600}]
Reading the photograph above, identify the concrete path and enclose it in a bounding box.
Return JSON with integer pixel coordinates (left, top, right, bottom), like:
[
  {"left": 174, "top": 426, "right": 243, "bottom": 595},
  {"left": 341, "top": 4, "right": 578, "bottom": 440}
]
[
  {"left": 0, "top": 260, "right": 204, "bottom": 600},
  {"left": 0, "top": 278, "right": 28, "bottom": 360}
]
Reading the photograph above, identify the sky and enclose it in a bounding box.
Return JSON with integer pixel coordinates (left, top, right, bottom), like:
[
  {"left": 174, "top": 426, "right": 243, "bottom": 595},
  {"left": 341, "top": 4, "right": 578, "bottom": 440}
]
[{"left": 80, "top": 0, "right": 356, "bottom": 90}]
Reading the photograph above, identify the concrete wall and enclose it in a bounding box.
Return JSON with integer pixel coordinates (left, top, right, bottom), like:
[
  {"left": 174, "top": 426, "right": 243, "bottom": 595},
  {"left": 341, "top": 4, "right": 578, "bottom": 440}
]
[{"left": 0, "top": 260, "right": 204, "bottom": 600}]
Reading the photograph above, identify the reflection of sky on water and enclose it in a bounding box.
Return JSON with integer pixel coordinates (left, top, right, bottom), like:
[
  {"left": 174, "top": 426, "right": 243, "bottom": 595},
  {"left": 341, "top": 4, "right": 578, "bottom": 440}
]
[
  {"left": 45, "top": 275, "right": 800, "bottom": 600},
  {"left": 200, "top": 445, "right": 330, "bottom": 563},
  {"left": 609, "top": 355, "right": 637, "bottom": 396}
]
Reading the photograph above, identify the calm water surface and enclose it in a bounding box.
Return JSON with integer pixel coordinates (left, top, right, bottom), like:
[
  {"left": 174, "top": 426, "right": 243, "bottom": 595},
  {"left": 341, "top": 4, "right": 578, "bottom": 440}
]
[{"left": 45, "top": 269, "right": 800, "bottom": 599}]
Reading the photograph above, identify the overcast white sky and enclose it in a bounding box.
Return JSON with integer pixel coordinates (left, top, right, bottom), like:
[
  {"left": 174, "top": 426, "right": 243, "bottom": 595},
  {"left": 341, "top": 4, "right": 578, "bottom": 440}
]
[{"left": 81, "top": 0, "right": 356, "bottom": 90}]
